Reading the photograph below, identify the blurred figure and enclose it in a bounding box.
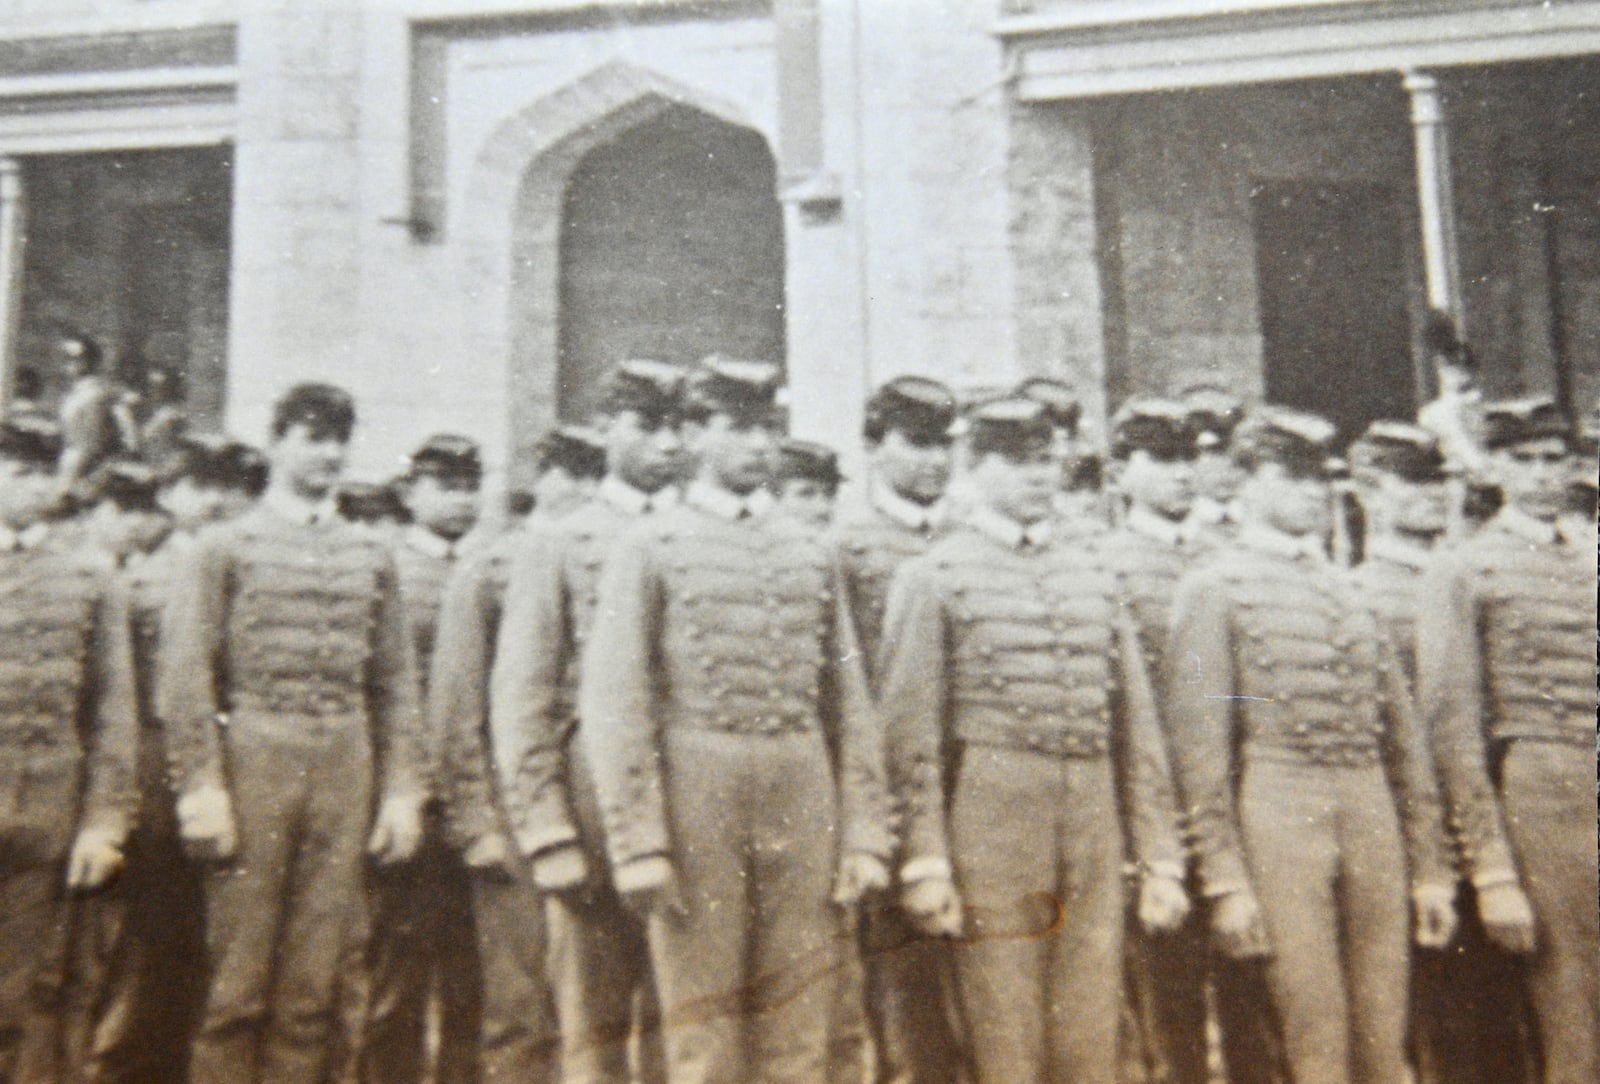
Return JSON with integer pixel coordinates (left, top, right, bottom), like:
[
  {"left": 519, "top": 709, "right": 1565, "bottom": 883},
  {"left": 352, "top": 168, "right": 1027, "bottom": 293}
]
[
  {"left": 55, "top": 336, "right": 139, "bottom": 501},
  {"left": 772, "top": 438, "right": 843, "bottom": 530},
  {"left": 338, "top": 480, "right": 411, "bottom": 537},
  {"left": 1180, "top": 383, "right": 1246, "bottom": 540},
  {"left": 138, "top": 368, "right": 189, "bottom": 475}
]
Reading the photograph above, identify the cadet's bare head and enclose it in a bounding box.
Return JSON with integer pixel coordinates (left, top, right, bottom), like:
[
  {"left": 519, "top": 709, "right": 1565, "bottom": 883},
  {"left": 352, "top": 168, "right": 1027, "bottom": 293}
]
[
  {"left": 965, "top": 398, "right": 1057, "bottom": 526},
  {"left": 1110, "top": 398, "right": 1196, "bottom": 522},
  {"left": 593, "top": 360, "right": 685, "bottom": 495},
  {"left": 0, "top": 417, "right": 62, "bottom": 529},
  {"left": 403, "top": 433, "right": 482, "bottom": 542},
  {"left": 1232, "top": 408, "right": 1335, "bottom": 539},
  {"left": 1484, "top": 398, "right": 1573, "bottom": 524},
  {"left": 267, "top": 383, "right": 354, "bottom": 500},
  {"left": 774, "top": 439, "right": 843, "bottom": 529},
  {"left": 865, "top": 377, "right": 956, "bottom": 506},
  {"left": 1350, "top": 422, "right": 1450, "bottom": 539},
  {"left": 530, "top": 424, "right": 606, "bottom": 520},
  {"left": 681, "top": 357, "right": 783, "bottom": 497}
]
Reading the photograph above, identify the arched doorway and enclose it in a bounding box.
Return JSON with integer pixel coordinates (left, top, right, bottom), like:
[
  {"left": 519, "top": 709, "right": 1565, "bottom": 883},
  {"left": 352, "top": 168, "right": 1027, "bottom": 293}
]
[{"left": 554, "top": 105, "right": 785, "bottom": 421}]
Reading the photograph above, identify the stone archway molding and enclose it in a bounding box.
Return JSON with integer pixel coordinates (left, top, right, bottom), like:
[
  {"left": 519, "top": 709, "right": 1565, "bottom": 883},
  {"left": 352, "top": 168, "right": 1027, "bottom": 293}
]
[{"left": 457, "top": 60, "right": 763, "bottom": 484}]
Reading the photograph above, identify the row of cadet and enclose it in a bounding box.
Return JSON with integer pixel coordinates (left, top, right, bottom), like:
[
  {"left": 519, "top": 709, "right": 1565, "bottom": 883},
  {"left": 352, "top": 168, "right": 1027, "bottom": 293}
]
[{"left": 0, "top": 349, "right": 1594, "bottom": 1084}]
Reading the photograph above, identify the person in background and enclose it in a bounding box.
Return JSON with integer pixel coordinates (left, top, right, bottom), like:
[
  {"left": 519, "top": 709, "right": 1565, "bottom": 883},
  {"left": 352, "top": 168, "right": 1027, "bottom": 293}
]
[
  {"left": 56, "top": 335, "right": 140, "bottom": 502},
  {"left": 337, "top": 480, "right": 411, "bottom": 537},
  {"left": 158, "top": 383, "right": 428, "bottom": 1084},
  {"left": 772, "top": 438, "right": 843, "bottom": 531},
  {"left": 429, "top": 420, "right": 608, "bottom": 1084},
  {"left": 79, "top": 459, "right": 172, "bottom": 571},
  {"left": 1016, "top": 376, "right": 1109, "bottom": 531},
  {"left": 362, "top": 435, "right": 488, "bottom": 1084},
  {"left": 0, "top": 414, "right": 138, "bottom": 1083},
  {"left": 1179, "top": 383, "right": 1246, "bottom": 541},
  {"left": 1415, "top": 311, "right": 1499, "bottom": 531},
  {"left": 1419, "top": 397, "right": 1597, "bottom": 1084},
  {"left": 138, "top": 368, "right": 190, "bottom": 476}
]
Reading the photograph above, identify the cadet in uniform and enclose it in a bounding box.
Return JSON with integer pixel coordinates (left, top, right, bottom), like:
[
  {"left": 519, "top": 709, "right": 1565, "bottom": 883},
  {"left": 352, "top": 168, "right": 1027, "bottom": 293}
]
[
  {"left": 363, "top": 435, "right": 488, "bottom": 1084},
  {"left": 879, "top": 396, "right": 1188, "bottom": 1084},
  {"left": 0, "top": 416, "right": 138, "bottom": 1082},
  {"left": 1180, "top": 385, "right": 1246, "bottom": 540},
  {"left": 1347, "top": 422, "right": 1536, "bottom": 1084},
  {"left": 490, "top": 360, "right": 685, "bottom": 1084},
  {"left": 1101, "top": 398, "right": 1210, "bottom": 1084},
  {"left": 1016, "top": 377, "right": 1107, "bottom": 530},
  {"left": 1418, "top": 398, "right": 1597, "bottom": 1084},
  {"left": 1165, "top": 408, "right": 1455, "bottom": 1084},
  {"left": 159, "top": 383, "right": 428, "bottom": 1084},
  {"left": 430, "top": 424, "right": 606, "bottom": 1084},
  {"left": 579, "top": 357, "right": 892, "bottom": 1084},
  {"left": 831, "top": 376, "right": 967, "bottom": 1084},
  {"left": 772, "top": 438, "right": 843, "bottom": 531}
]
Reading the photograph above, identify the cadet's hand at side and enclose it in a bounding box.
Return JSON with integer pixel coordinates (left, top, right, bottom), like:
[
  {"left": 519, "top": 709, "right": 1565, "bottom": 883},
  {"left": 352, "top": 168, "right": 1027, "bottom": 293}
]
[
  {"left": 1412, "top": 883, "right": 1458, "bottom": 949},
  {"left": 1211, "top": 887, "right": 1271, "bottom": 959},
  {"left": 67, "top": 827, "right": 125, "bottom": 891},
  {"left": 176, "top": 784, "right": 238, "bottom": 863},
  {"left": 832, "top": 852, "right": 891, "bottom": 907},
  {"left": 462, "top": 831, "right": 516, "bottom": 880},
  {"left": 902, "top": 876, "right": 964, "bottom": 938},
  {"left": 616, "top": 855, "right": 686, "bottom": 919},
  {"left": 1477, "top": 881, "right": 1536, "bottom": 954},
  {"left": 368, "top": 794, "right": 425, "bottom": 865},
  {"left": 532, "top": 842, "right": 590, "bottom": 894},
  {"left": 1138, "top": 874, "right": 1191, "bottom": 935}
]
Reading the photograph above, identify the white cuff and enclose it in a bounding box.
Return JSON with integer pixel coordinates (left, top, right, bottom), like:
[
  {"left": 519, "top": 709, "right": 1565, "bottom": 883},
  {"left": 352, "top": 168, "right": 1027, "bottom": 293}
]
[{"left": 899, "top": 856, "right": 952, "bottom": 884}]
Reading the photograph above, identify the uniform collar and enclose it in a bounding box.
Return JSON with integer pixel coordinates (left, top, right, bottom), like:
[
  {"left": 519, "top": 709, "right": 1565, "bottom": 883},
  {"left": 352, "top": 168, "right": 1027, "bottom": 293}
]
[
  {"left": 403, "top": 525, "right": 458, "bottom": 561},
  {"left": 1238, "top": 520, "right": 1326, "bottom": 563},
  {"left": 966, "top": 503, "right": 1053, "bottom": 551},
  {"left": 261, "top": 487, "right": 339, "bottom": 527},
  {"left": 0, "top": 521, "right": 49, "bottom": 552},
  {"left": 685, "top": 480, "right": 771, "bottom": 521},
  {"left": 1365, "top": 533, "right": 1435, "bottom": 571},
  {"left": 871, "top": 482, "right": 945, "bottom": 534},
  {"left": 598, "top": 474, "right": 678, "bottom": 516},
  {"left": 1125, "top": 504, "right": 1192, "bottom": 548},
  {"left": 1493, "top": 505, "right": 1563, "bottom": 546}
]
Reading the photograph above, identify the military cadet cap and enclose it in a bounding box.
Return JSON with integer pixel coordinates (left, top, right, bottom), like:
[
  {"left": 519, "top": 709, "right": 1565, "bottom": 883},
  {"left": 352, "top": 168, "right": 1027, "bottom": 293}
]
[
  {"left": 1348, "top": 421, "right": 1448, "bottom": 483},
  {"left": 684, "top": 355, "right": 783, "bottom": 422},
  {"left": 534, "top": 424, "right": 607, "bottom": 480},
  {"left": 1481, "top": 396, "right": 1570, "bottom": 451},
  {"left": 1110, "top": 397, "right": 1196, "bottom": 460},
  {"left": 408, "top": 433, "right": 483, "bottom": 484},
  {"left": 1231, "top": 406, "right": 1337, "bottom": 477},
  {"left": 863, "top": 375, "right": 957, "bottom": 444},
  {"left": 776, "top": 438, "right": 844, "bottom": 488},
  {"left": 965, "top": 396, "right": 1054, "bottom": 459},
  {"left": 1015, "top": 377, "right": 1083, "bottom": 436},
  {"left": 337, "top": 481, "right": 409, "bottom": 525},
  {"left": 596, "top": 358, "right": 687, "bottom": 423},
  {"left": 1180, "top": 383, "right": 1246, "bottom": 450},
  {"left": 96, "top": 458, "right": 164, "bottom": 512},
  {"left": 271, "top": 382, "right": 356, "bottom": 441},
  {"left": 0, "top": 414, "right": 63, "bottom": 466}
]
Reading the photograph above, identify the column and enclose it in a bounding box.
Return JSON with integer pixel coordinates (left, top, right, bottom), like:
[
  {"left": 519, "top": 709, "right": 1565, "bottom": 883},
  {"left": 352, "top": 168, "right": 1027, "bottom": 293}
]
[
  {"left": 1404, "top": 71, "right": 1462, "bottom": 319},
  {"left": 0, "top": 158, "right": 24, "bottom": 407}
]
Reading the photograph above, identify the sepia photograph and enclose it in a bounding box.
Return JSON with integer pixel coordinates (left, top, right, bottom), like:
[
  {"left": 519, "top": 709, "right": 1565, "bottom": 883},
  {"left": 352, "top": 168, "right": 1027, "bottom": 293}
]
[{"left": 0, "top": 1, "right": 1595, "bottom": 1083}]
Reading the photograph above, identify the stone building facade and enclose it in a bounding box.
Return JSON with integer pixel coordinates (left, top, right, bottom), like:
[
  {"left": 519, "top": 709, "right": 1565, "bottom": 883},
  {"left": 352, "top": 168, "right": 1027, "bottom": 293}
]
[{"left": 0, "top": 0, "right": 1595, "bottom": 484}]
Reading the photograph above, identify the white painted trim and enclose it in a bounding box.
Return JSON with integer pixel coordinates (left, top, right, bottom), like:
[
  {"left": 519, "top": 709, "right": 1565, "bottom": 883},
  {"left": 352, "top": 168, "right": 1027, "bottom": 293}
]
[
  {"left": 1001, "top": 2, "right": 1600, "bottom": 99},
  {"left": 0, "top": 66, "right": 235, "bottom": 100},
  {"left": 0, "top": 12, "right": 234, "bottom": 42},
  {"left": 995, "top": 0, "right": 1385, "bottom": 38},
  {"left": 0, "top": 101, "right": 234, "bottom": 154}
]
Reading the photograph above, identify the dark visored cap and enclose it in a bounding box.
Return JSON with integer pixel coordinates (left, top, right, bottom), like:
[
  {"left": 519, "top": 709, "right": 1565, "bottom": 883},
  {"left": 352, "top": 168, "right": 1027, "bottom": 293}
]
[
  {"left": 1180, "top": 383, "right": 1246, "bottom": 451},
  {"left": 1232, "top": 406, "right": 1337, "bottom": 478},
  {"left": 534, "top": 424, "right": 607, "bottom": 480},
  {"left": 596, "top": 358, "right": 687, "bottom": 425},
  {"left": 1481, "top": 396, "right": 1571, "bottom": 451},
  {"left": 0, "top": 414, "right": 63, "bottom": 466},
  {"left": 1349, "top": 421, "right": 1448, "bottom": 483},
  {"left": 776, "top": 438, "right": 844, "bottom": 488},
  {"left": 966, "top": 396, "right": 1053, "bottom": 460},
  {"left": 95, "top": 458, "right": 164, "bottom": 512},
  {"left": 1015, "top": 376, "right": 1082, "bottom": 437},
  {"left": 1110, "top": 397, "right": 1196, "bottom": 461},
  {"left": 272, "top": 382, "right": 356, "bottom": 442},
  {"left": 864, "top": 375, "right": 957, "bottom": 444},
  {"left": 409, "top": 433, "right": 483, "bottom": 485},
  {"left": 336, "top": 481, "right": 409, "bottom": 525},
  {"left": 684, "top": 355, "right": 783, "bottom": 423}
]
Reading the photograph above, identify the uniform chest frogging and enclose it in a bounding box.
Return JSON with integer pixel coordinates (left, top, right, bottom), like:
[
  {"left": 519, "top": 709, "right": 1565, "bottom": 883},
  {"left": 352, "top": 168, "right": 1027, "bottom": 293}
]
[{"left": 0, "top": 552, "right": 100, "bottom": 748}]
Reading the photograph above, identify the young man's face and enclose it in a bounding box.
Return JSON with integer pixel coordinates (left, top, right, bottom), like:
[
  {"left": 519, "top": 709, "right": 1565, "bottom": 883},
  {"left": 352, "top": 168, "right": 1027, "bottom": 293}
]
[
  {"left": 1118, "top": 448, "right": 1195, "bottom": 521},
  {"left": 687, "top": 413, "right": 780, "bottom": 496},
  {"left": 972, "top": 447, "right": 1057, "bottom": 526},
  {"left": 406, "top": 473, "right": 481, "bottom": 542},
  {"left": 603, "top": 410, "right": 682, "bottom": 494},
  {"left": 1191, "top": 447, "right": 1242, "bottom": 504},
  {"left": 1366, "top": 473, "right": 1450, "bottom": 538},
  {"left": 872, "top": 428, "right": 953, "bottom": 506},
  {"left": 1239, "top": 461, "right": 1331, "bottom": 538},
  {"left": 269, "top": 423, "right": 348, "bottom": 499},
  {"left": 777, "top": 478, "right": 836, "bottom": 529},
  {"left": 0, "top": 461, "right": 58, "bottom": 530},
  {"left": 1494, "top": 437, "right": 1571, "bottom": 523}
]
